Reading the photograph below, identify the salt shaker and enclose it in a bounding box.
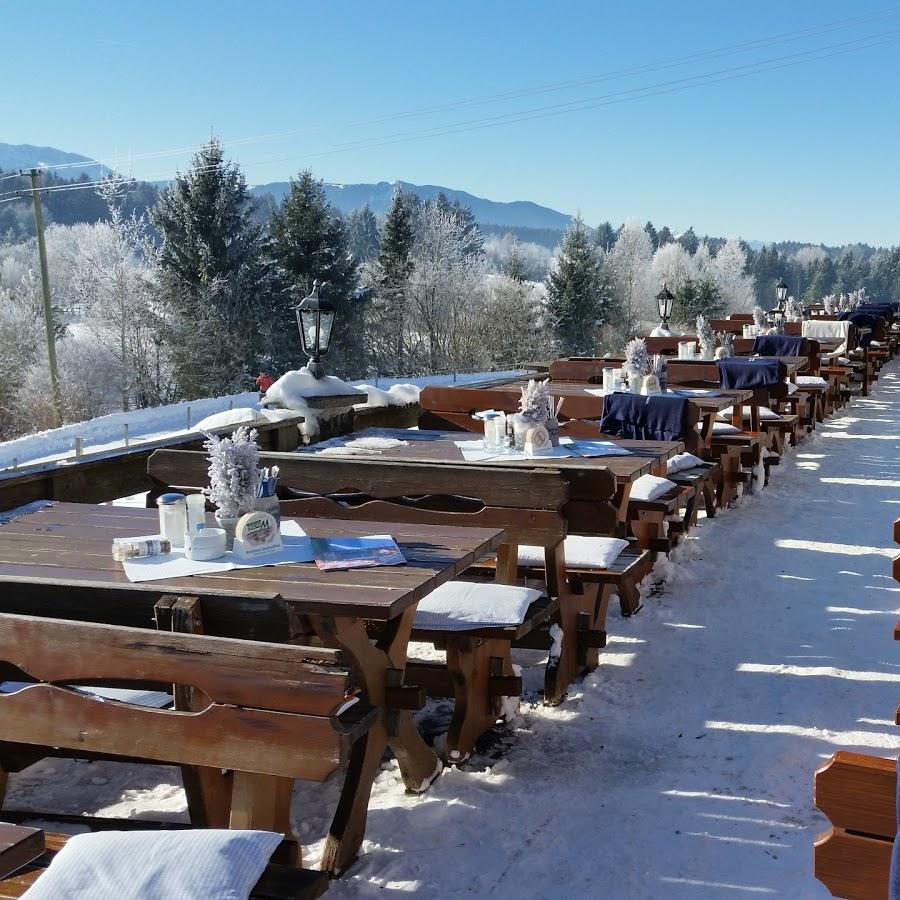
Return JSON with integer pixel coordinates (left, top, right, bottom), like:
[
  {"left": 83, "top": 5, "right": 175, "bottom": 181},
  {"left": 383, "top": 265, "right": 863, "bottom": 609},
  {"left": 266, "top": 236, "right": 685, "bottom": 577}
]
[
  {"left": 156, "top": 493, "right": 187, "bottom": 548},
  {"left": 483, "top": 412, "right": 500, "bottom": 450}
]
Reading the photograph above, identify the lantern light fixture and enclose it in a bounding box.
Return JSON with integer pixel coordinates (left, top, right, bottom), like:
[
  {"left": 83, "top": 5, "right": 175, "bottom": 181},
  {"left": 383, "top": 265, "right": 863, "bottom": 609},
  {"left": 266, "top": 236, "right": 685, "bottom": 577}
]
[{"left": 294, "top": 280, "right": 335, "bottom": 379}]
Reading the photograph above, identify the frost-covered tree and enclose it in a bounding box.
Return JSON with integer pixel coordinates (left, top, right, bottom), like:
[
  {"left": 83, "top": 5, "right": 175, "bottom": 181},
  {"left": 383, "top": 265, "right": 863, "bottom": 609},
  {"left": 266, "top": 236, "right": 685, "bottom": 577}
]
[
  {"left": 0, "top": 283, "right": 43, "bottom": 437},
  {"left": 406, "top": 200, "right": 487, "bottom": 372},
  {"left": 270, "top": 170, "right": 360, "bottom": 376},
  {"left": 64, "top": 182, "right": 162, "bottom": 410},
  {"left": 651, "top": 241, "right": 694, "bottom": 296},
  {"left": 712, "top": 237, "right": 756, "bottom": 311},
  {"left": 545, "top": 217, "right": 611, "bottom": 356},
  {"left": 472, "top": 275, "right": 546, "bottom": 368},
  {"left": 609, "top": 218, "right": 654, "bottom": 338},
  {"left": 484, "top": 233, "right": 552, "bottom": 282},
  {"left": 347, "top": 204, "right": 380, "bottom": 264},
  {"left": 434, "top": 192, "right": 484, "bottom": 258},
  {"left": 152, "top": 138, "right": 276, "bottom": 395}
]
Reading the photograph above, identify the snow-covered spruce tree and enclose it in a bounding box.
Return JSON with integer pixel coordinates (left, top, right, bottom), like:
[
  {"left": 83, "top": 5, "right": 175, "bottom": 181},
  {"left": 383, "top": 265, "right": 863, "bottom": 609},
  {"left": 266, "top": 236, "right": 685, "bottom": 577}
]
[
  {"left": 270, "top": 170, "right": 360, "bottom": 377},
  {"left": 368, "top": 187, "right": 418, "bottom": 376},
  {"left": 151, "top": 138, "right": 276, "bottom": 397},
  {"left": 347, "top": 204, "right": 381, "bottom": 265},
  {"left": 546, "top": 216, "right": 611, "bottom": 356}
]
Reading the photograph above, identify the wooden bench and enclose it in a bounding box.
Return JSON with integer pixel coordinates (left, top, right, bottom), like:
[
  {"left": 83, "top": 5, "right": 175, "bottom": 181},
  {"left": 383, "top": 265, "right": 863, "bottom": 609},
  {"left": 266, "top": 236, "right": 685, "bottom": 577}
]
[
  {"left": 665, "top": 360, "right": 774, "bottom": 488},
  {"left": 147, "top": 449, "right": 653, "bottom": 762},
  {"left": 0, "top": 611, "right": 376, "bottom": 874},
  {"left": 814, "top": 751, "right": 896, "bottom": 900},
  {"left": 0, "top": 826, "right": 329, "bottom": 900}
]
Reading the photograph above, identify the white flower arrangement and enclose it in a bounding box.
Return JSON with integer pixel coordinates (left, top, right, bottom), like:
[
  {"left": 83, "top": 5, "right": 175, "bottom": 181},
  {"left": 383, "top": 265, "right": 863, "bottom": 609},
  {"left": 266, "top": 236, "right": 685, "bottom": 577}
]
[
  {"left": 784, "top": 296, "right": 803, "bottom": 321},
  {"left": 623, "top": 337, "right": 651, "bottom": 376},
  {"left": 518, "top": 379, "right": 553, "bottom": 422},
  {"left": 752, "top": 306, "right": 767, "bottom": 330},
  {"left": 202, "top": 426, "right": 261, "bottom": 519},
  {"left": 716, "top": 331, "right": 735, "bottom": 357},
  {"left": 696, "top": 315, "right": 715, "bottom": 353},
  {"left": 823, "top": 294, "right": 836, "bottom": 314}
]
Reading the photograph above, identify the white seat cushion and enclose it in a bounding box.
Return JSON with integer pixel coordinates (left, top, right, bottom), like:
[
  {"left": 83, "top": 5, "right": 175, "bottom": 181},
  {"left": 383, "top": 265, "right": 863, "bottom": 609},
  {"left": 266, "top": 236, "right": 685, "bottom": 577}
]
[
  {"left": 870, "top": 340, "right": 885, "bottom": 347},
  {"left": 796, "top": 375, "right": 828, "bottom": 388},
  {"left": 716, "top": 406, "right": 780, "bottom": 421},
  {"left": 518, "top": 536, "right": 629, "bottom": 569},
  {"left": 712, "top": 422, "right": 741, "bottom": 435},
  {"left": 20, "top": 829, "right": 282, "bottom": 900},
  {"left": 666, "top": 452, "right": 706, "bottom": 475},
  {"left": 784, "top": 380, "right": 799, "bottom": 395},
  {"left": 413, "top": 581, "right": 541, "bottom": 631},
  {"left": 838, "top": 357, "right": 852, "bottom": 366},
  {"left": 630, "top": 474, "right": 677, "bottom": 501}
]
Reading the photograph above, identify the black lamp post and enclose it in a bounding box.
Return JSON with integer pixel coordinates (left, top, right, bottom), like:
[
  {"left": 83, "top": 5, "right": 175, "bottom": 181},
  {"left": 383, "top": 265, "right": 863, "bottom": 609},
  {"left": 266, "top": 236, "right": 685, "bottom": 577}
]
[
  {"left": 655, "top": 283, "right": 675, "bottom": 331},
  {"left": 775, "top": 277, "right": 788, "bottom": 312},
  {"left": 295, "top": 280, "right": 335, "bottom": 379}
]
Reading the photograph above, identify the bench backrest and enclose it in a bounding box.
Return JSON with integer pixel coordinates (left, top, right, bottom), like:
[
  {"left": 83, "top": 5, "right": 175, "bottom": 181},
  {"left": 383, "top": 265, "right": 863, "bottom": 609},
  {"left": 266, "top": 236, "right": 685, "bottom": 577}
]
[
  {"left": 707, "top": 319, "right": 744, "bottom": 335},
  {"left": 0, "top": 613, "right": 371, "bottom": 782},
  {"left": 547, "top": 358, "right": 608, "bottom": 382},
  {"left": 666, "top": 359, "right": 789, "bottom": 405},
  {"left": 642, "top": 336, "right": 693, "bottom": 356},
  {"left": 147, "top": 447, "right": 620, "bottom": 545},
  {"left": 815, "top": 751, "right": 895, "bottom": 900}
]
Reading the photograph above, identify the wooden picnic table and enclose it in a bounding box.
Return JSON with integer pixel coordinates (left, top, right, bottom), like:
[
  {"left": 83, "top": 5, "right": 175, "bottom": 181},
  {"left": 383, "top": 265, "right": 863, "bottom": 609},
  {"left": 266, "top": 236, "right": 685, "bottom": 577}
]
[
  {"left": 310, "top": 427, "right": 683, "bottom": 526},
  {"left": 419, "top": 379, "right": 751, "bottom": 455},
  {"left": 0, "top": 500, "right": 504, "bottom": 874}
]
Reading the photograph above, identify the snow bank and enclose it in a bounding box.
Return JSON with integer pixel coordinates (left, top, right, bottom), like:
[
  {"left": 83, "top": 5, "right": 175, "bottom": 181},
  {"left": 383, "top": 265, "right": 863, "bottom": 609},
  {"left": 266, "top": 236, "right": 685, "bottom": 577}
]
[
  {"left": 0, "top": 369, "right": 529, "bottom": 470},
  {"left": 0, "top": 392, "right": 259, "bottom": 471},
  {"left": 262, "top": 368, "right": 366, "bottom": 410},
  {"left": 354, "top": 383, "right": 421, "bottom": 408}
]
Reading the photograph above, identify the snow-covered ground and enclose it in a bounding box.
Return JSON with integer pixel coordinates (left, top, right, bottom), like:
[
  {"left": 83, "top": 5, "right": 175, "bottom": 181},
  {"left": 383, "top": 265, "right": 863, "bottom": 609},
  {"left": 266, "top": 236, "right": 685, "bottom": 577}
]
[
  {"left": 0, "top": 370, "right": 527, "bottom": 471},
  {"left": 6, "top": 363, "right": 900, "bottom": 898}
]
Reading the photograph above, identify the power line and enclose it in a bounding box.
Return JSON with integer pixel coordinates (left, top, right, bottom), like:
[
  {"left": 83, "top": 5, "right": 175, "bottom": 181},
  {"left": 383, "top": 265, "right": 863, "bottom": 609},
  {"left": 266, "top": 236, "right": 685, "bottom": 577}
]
[
  {"left": 3, "top": 24, "right": 895, "bottom": 201},
  {"left": 30, "top": 5, "right": 900, "bottom": 177},
  {"left": 228, "top": 28, "right": 900, "bottom": 166}
]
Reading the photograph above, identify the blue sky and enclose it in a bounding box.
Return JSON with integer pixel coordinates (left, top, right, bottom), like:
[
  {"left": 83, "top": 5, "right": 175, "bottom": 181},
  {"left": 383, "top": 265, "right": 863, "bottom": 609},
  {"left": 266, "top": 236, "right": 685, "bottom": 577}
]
[{"left": 3, "top": 1, "right": 899, "bottom": 246}]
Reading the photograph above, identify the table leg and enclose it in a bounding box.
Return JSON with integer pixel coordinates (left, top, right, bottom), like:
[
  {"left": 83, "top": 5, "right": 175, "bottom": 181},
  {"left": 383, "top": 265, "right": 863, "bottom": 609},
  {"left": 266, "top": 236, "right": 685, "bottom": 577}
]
[{"left": 314, "top": 612, "right": 441, "bottom": 875}]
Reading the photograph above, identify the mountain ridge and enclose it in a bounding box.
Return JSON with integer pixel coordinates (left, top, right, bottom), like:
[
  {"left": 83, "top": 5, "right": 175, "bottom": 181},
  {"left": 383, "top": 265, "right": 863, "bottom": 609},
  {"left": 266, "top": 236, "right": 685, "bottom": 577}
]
[
  {"left": 0, "top": 143, "right": 110, "bottom": 180},
  {"left": 249, "top": 179, "right": 573, "bottom": 231}
]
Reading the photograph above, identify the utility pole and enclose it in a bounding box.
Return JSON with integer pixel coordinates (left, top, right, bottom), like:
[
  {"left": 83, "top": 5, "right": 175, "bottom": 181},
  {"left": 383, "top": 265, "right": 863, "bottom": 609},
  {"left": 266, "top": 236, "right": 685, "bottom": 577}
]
[{"left": 27, "top": 168, "right": 62, "bottom": 426}]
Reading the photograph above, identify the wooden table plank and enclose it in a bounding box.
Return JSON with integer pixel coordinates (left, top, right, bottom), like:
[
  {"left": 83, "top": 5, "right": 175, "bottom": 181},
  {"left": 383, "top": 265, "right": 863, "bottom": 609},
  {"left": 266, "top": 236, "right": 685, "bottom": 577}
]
[
  {"left": 0, "top": 503, "right": 504, "bottom": 620},
  {"left": 302, "top": 427, "right": 680, "bottom": 485}
]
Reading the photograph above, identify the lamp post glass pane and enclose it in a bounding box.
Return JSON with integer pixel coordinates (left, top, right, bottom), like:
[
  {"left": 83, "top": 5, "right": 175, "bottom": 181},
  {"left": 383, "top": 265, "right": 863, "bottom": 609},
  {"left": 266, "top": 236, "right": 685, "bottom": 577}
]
[
  {"left": 656, "top": 286, "right": 674, "bottom": 322},
  {"left": 775, "top": 279, "right": 788, "bottom": 307},
  {"left": 298, "top": 308, "right": 319, "bottom": 356},
  {"left": 317, "top": 309, "right": 335, "bottom": 354}
]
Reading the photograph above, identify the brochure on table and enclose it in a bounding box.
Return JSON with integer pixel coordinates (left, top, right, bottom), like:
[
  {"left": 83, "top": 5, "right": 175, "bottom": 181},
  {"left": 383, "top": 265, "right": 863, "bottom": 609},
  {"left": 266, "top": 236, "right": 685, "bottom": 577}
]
[
  {"left": 311, "top": 535, "right": 406, "bottom": 571},
  {"left": 453, "top": 437, "right": 632, "bottom": 462}
]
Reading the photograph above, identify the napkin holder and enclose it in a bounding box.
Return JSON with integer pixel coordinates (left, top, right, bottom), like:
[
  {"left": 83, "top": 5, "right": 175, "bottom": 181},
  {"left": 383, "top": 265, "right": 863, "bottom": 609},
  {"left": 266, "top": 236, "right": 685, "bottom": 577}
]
[
  {"left": 524, "top": 424, "right": 552, "bottom": 456},
  {"left": 233, "top": 510, "right": 283, "bottom": 561}
]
